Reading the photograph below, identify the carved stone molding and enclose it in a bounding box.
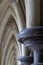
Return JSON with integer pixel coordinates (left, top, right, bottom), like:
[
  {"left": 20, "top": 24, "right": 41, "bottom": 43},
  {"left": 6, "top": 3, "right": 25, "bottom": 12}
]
[{"left": 2, "top": 15, "right": 18, "bottom": 48}]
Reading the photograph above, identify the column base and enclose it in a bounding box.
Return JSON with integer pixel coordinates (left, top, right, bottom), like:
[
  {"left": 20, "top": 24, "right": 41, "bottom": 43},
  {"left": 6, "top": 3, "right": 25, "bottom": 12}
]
[
  {"left": 21, "top": 62, "right": 30, "bottom": 65},
  {"left": 32, "top": 63, "right": 43, "bottom": 65},
  {"left": 18, "top": 56, "right": 33, "bottom": 65}
]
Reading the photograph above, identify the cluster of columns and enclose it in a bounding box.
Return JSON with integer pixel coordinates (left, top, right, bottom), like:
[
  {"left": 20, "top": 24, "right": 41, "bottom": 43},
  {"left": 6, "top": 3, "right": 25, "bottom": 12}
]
[{"left": 18, "top": 0, "right": 43, "bottom": 65}]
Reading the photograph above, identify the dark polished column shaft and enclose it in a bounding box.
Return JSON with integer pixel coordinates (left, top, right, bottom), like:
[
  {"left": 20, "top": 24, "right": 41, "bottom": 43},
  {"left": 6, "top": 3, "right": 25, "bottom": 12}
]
[
  {"left": 18, "top": 27, "right": 43, "bottom": 65},
  {"left": 18, "top": 56, "right": 33, "bottom": 65},
  {"left": 17, "top": 0, "right": 43, "bottom": 65}
]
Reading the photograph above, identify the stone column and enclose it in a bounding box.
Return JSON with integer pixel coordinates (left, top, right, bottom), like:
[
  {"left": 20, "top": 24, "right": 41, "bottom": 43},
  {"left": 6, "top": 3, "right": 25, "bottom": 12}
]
[
  {"left": 18, "top": 27, "right": 43, "bottom": 65},
  {"left": 17, "top": 0, "right": 43, "bottom": 65},
  {"left": 18, "top": 30, "right": 33, "bottom": 65},
  {"left": 18, "top": 56, "right": 33, "bottom": 65},
  {"left": 25, "top": 0, "right": 40, "bottom": 28},
  {"left": 22, "top": 44, "right": 25, "bottom": 56}
]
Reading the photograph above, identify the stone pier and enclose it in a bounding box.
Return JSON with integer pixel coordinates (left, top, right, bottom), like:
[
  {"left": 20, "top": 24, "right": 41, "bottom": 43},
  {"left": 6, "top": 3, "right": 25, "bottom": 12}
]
[{"left": 17, "top": 0, "right": 43, "bottom": 65}]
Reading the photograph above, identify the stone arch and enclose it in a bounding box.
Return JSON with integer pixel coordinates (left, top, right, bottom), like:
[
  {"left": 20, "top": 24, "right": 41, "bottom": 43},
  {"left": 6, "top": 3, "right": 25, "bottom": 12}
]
[
  {"left": 1, "top": 15, "right": 22, "bottom": 65},
  {"left": 0, "top": 2, "right": 26, "bottom": 65},
  {"left": 5, "top": 35, "right": 19, "bottom": 65},
  {"left": 0, "top": 5, "right": 25, "bottom": 43},
  {"left": 1, "top": 34, "right": 19, "bottom": 65}
]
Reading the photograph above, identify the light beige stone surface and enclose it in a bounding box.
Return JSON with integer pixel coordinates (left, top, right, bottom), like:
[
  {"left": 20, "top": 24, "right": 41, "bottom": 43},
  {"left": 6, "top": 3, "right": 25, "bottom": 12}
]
[
  {"left": 25, "top": 0, "right": 40, "bottom": 28},
  {"left": 0, "top": 0, "right": 40, "bottom": 65}
]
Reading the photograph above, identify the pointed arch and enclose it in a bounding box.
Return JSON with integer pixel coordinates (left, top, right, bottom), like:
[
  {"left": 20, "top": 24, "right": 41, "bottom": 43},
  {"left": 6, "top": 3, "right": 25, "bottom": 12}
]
[
  {"left": 0, "top": 5, "right": 25, "bottom": 43},
  {"left": 0, "top": 2, "right": 26, "bottom": 65},
  {"left": 1, "top": 27, "right": 21, "bottom": 65},
  {"left": 1, "top": 15, "right": 22, "bottom": 65}
]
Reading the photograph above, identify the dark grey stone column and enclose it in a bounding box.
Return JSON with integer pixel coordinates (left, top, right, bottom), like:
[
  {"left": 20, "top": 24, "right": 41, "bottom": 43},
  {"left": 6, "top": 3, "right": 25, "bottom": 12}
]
[
  {"left": 18, "top": 27, "right": 43, "bottom": 65},
  {"left": 17, "top": 0, "right": 43, "bottom": 65},
  {"left": 18, "top": 56, "right": 33, "bottom": 65}
]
